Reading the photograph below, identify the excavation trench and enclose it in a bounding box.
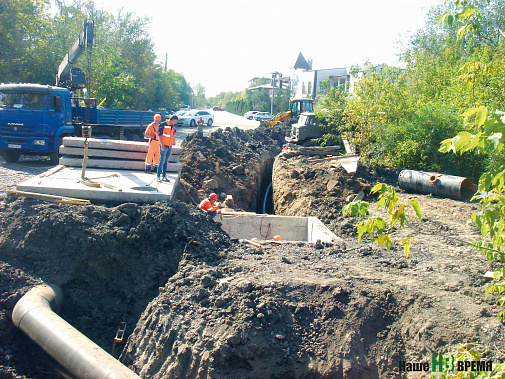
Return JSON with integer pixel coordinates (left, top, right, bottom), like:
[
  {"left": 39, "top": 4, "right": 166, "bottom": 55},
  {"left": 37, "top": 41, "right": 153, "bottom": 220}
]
[
  {"left": 256, "top": 156, "right": 275, "bottom": 214},
  {"left": 0, "top": 199, "right": 231, "bottom": 377},
  {"left": 2, "top": 126, "right": 503, "bottom": 378}
]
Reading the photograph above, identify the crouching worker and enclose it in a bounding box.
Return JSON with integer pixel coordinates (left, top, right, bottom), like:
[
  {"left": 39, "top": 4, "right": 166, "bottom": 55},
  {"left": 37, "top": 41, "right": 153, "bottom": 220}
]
[
  {"left": 144, "top": 114, "right": 161, "bottom": 172},
  {"left": 199, "top": 193, "right": 221, "bottom": 217}
]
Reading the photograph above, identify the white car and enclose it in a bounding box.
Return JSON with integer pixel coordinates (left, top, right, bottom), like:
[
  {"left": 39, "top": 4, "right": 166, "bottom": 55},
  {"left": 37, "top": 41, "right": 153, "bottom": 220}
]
[
  {"left": 176, "top": 110, "right": 214, "bottom": 127},
  {"left": 254, "top": 112, "right": 273, "bottom": 121},
  {"left": 244, "top": 111, "right": 259, "bottom": 120}
]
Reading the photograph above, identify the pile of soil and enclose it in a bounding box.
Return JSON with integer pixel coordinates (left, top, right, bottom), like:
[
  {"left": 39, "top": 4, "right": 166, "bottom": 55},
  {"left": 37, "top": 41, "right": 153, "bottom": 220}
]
[
  {"left": 272, "top": 153, "right": 399, "bottom": 220},
  {"left": 176, "top": 125, "right": 287, "bottom": 211},
  {"left": 0, "top": 198, "right": 230, "bottom": 378}
]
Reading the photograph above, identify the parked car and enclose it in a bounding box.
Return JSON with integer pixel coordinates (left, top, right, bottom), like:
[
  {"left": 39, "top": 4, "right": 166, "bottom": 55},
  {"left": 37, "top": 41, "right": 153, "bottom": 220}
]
[
  {"left": 176, "top": 110, "right": 214, "bottom": 127},
  {"left": 212, "top": 106, "right": 224, "bottom": 111},
  {"left": 179, "top": 104, "right": 191, "bottom": 111},
  {"left": 244, "top": 110, "right": 259, "bottom": 120},
  {"left": 254, "top": 112, "right": 273, "bottom": 121}
]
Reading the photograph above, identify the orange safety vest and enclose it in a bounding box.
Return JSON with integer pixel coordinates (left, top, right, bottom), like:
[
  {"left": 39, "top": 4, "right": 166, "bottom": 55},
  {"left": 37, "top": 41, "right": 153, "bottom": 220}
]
[
  {"left": 199, "top": 198, "right": 220, "bottom": 213},
  {"left": 160, "top": 125, "right": 175, "bottom": 147}
]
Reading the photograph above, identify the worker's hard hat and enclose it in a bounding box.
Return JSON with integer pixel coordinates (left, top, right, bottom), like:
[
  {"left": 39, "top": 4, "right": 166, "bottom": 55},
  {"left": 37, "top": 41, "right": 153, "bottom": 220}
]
[
  {"left": 273, "top": 235, "right": 282, "bottom": 241},
  {"left": 154, "top": 114, "right": 161, "bottom": 121},
  {"left": 209, "top": 193, "right": 218, "bottom": 200}
]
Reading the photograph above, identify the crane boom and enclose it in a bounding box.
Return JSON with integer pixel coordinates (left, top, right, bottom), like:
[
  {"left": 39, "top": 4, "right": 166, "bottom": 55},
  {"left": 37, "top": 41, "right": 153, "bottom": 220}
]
[{"left": 56, "top": 20, "right": 94, "bottom": 89}]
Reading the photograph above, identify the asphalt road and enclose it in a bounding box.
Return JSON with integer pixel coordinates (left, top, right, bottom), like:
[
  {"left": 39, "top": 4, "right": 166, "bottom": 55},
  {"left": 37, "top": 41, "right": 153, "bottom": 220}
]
[{"left": 174, "top": 110, "right": 259, "bottom": 142}]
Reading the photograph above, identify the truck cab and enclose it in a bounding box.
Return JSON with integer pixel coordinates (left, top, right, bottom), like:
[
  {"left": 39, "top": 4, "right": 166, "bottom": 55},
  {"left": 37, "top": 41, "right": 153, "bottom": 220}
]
[
  {"left": 285, "top": 112, "right": 323, "bottom": 145},
  {"left": 0, "top": 84, "right": 73, "bottom": 163}
]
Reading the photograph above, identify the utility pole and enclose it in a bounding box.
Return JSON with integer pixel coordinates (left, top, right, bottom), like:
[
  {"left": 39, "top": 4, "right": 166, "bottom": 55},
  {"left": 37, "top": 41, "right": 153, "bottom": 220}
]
[
  {"left": 165, "top": 53, "right": 168, "bottom": 71},
  {"left": 271, "top": 72, "right": 280, "bottom": 114}
]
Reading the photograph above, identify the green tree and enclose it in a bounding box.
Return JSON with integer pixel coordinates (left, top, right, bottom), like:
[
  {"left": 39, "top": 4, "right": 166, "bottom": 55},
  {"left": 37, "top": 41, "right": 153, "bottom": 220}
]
[
  {"left": 0, "top": 0, "right": 54, "bottom": 83},
  {"left": 314, "top": 82, "right": 349, "bottom": 146},
  {"left": 193, "top": 83, "right": 206, "bottom": 108},
  {"left": 0, "top": 0, "right": 191, "bottom": 112},
  {"left": 345, "top": 64, "right": 416, "bottom": 154},
  {"left": 251, "top": 89, "right": 270, "bottom": 112}
]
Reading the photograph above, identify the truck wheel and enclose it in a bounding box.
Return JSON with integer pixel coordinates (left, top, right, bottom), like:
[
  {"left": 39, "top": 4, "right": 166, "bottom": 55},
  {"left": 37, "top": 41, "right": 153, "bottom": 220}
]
[
  {"left": 49, "top": 137, "right": 63, "bottom": 165},
  {"left": 1, "top": 150, "right": 21, "bottom": 163},
  {"left": 128, "top": 133, "right": 141, "bottom": 141}
]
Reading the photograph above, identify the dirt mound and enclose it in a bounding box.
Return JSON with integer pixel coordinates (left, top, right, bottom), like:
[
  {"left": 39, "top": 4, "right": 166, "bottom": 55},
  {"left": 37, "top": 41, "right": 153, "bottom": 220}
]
[
  {"left": 177, "top": 126, "right": 287, "bottom": 211},
  {"left": 120, "top": 241, "right": 398, "bottom": 378},
  {"left": 0, "top": 198, "right": 230, "bottom": 378},
  {"left": 120, "top": 189, "right": 504, "bottom": 378},
  {"left": 272, "top": 154, "right": 399, "bottom": 220}
]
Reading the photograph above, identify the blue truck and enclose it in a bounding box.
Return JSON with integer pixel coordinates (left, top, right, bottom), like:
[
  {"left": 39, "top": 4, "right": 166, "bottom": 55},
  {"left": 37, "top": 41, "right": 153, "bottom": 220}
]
[
  {"left": 0, "top": 83, "right": 157, "bottom": 163},
  {"left": 0, "top": 20, "right": 160, "bottom": 164}
]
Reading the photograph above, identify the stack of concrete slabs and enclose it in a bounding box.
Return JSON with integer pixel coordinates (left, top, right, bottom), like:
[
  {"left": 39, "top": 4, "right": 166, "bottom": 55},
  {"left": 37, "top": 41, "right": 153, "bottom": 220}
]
[{"left": 16, "top": 137, "right": 182, "bottom": 203}]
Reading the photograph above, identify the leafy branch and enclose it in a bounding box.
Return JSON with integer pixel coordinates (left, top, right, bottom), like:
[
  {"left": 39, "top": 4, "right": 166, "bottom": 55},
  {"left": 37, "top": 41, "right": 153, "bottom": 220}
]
[
  {"left": 342, "top": 183, "right": 422, "bottom": 257},
  {"left": 440, "top": 105, "right": 505, "bottom": 320}
]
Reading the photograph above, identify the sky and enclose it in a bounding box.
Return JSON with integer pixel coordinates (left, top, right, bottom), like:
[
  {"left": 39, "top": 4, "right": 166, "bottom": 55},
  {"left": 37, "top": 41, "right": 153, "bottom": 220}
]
[{"left": 93, "top": 0, "right": 444, "bottom": 97}]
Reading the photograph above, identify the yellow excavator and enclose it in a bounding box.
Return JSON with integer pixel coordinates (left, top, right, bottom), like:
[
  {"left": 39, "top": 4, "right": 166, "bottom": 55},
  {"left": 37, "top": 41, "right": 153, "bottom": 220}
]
[{"left": 264, "top": 98, "right": 314, "bottom": 128}]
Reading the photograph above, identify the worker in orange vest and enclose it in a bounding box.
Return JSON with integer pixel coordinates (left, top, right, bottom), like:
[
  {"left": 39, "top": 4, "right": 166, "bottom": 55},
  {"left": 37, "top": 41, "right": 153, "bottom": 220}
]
[
  {"left": 199, "top": 193, "right": 221, "bottom": 217},
  {"left": 144, "top": 114, "right": 161, "bottom": 172},
  {"left": 156, "top": 114, "right": 178, "bottom": 182}
]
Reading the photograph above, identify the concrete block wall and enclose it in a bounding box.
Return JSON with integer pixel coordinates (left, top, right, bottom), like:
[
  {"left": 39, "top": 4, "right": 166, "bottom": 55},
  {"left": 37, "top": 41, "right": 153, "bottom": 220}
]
[{"left": 218, "top": 214, "right": 340, "bottom": 243}]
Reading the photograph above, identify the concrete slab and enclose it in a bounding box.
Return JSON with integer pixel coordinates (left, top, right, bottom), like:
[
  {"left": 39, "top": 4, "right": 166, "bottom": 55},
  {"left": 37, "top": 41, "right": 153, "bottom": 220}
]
[
  {"left": 16, "top": 167, "right": 178, "bottom": 203},
  {"left": 61, "top": 146, "right": 145, "bottom": 160},
  {"left": 60, "top": 146, "right": 180, "bottom": 162},
  {"left": 59, "top": 157, "right": 181, "bottom": 171},
  {"left": 216, "top": 214, "right": 341, "bottom": 243},
  {"left": 62, "top": 137, "right": 183, "bottom": 155}
]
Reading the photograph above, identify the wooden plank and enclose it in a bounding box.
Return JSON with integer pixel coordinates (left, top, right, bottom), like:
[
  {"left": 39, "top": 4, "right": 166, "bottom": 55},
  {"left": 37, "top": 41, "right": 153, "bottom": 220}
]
[{"left": 7, "top": 189, "right": 90, "bottom": 204}]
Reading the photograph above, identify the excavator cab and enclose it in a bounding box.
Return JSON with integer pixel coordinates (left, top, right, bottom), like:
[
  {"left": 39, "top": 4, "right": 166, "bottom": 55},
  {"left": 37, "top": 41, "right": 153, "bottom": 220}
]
[
  {"left": 289, "top": 98, "right": 314, "bottom": 120},
  {"left": 265, "top": 98, "right": 314, "bottom": 128}
]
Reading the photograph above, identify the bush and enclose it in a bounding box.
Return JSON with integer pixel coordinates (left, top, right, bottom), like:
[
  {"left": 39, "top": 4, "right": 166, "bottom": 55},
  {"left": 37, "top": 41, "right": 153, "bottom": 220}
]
[{"left": 360, "top": 101, "right": 485, "bottom": 179}]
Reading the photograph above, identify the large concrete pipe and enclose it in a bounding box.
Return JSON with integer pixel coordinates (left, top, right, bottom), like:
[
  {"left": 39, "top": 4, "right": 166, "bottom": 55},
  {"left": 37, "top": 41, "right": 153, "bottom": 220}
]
[
  {"left": 398, "top": 170, "right": 477, "bottom": 200},
  {"left": 12, "top": 284, "right": 141, "bottom": 379}
]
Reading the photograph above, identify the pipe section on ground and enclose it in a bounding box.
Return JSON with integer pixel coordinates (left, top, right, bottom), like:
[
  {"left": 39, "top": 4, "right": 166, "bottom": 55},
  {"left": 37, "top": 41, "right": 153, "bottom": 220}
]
[
  {"left": 398, "top": 170, "right": 477, "bottom": 200},
  {"left": 12, "top": 284, "right": 141, "bottom": 379}
]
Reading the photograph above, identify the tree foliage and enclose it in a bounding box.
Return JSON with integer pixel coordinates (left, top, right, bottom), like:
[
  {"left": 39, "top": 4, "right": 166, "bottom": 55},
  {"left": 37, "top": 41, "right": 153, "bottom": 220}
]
[
  {"left": 309, "top": 0, "right": 505, "bottom": 179},
  {"left": 0, "top": 0, "right": 191, "bottom": 112},
  {"left": 314, "top": 82, "right": 348, "bottom": 146},
  {"left": 0, "top": 0, "right": 54, "bottom": 84},
  {"left": 342, "top": 183, "right": 422, "bottom": 258}
]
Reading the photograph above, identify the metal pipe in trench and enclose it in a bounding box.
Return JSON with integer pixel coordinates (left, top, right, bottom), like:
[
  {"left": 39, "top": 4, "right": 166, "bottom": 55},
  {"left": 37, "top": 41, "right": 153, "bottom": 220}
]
[
  {"left": 398, "top": 169, "right": 477, "bottom": 201},
  {"left": 12, "top": 284, "right": 140, "bottom": 379},
  {"left": 263, "top": 182, "right": 272, "bottom": 214}
]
